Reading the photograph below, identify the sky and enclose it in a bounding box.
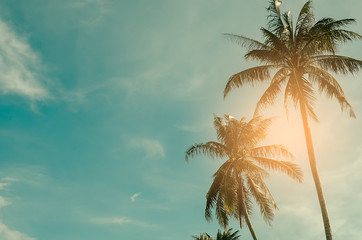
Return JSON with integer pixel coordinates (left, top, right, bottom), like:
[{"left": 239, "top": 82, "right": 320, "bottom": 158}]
[{"left": 0, "top": 0, "right": 361, "bottom": 239}]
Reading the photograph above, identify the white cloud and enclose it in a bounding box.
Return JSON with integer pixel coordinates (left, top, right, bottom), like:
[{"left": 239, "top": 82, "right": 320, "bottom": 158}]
[
  {"left": 0, "top": 222, "right": 35, "bottom": 240},
  {"left": 130, "top": 192, "right": 141, "bottom": 202},
  {"left": 0, "top": 18, "right": 48, "bottom": 100},
  {"left": 90, "top": 216, "right": 158, "bottom": 228},
  {"left": 129, "top": 138, "right": 165, "bottom": 158}
]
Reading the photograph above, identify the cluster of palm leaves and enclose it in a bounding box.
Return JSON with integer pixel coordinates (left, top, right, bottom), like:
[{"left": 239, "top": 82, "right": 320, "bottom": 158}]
[
  {"left": 186, "top": 115, "right": 302, "bottom": 240},
  {"left": 192, "top": 229, "right": 240, "bottom": 240},
  {"left": 187, "top": 0, "right": 361, "bottom": 240}
]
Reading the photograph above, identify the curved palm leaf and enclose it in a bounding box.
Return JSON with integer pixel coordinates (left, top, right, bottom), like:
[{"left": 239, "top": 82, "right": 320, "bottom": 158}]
[
  {"left": 223, "top": 65, "right": 277, "bottom": 98},
  {"left": 252, "top": 156, "right": 303, "bottom": 182},
  {"left": 311, "top": 55, "right": 362, "bottom": 75},
  {"left": 185, "top": 142, "right": 228, "bottom": 163}
]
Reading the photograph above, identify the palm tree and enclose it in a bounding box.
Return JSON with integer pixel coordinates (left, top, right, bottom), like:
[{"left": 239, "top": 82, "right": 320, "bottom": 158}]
[
  {"left": 222, "top": 1, "right": 362, "bottom": 239},
  {"left": 192, "top": 228, "right": 240, "bottom": 240},
  {"left": 216, "top": 228, "right": 240, "bottom": 240},
  {"left": 186, "top": 115, "right": 303, "bottom": 240}
]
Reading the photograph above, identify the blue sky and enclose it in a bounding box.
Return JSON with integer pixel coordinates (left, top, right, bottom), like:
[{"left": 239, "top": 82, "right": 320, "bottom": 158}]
[{"left": 0, "top": 0, "right": 361, "bottom": 239}]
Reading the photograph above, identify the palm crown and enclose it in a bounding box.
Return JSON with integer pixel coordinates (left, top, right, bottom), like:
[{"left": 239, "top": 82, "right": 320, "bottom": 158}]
[
  {"left": 192, "top": 228, "right": 240, "bottom": 240},
  {"left": 215, "top": 228, "right": 240, "bottom": 240},
  {"left": 186, "top": 115, "right": 302, "bottom": 239},
  {"left": 224, "top": 0, "right": 362, "bottom": 120}
]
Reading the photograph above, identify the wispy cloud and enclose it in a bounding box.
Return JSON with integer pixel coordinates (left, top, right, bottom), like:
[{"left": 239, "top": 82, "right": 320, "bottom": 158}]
[
  {"left": 0, "top": 18, "right": 49, "bottom": 101},
  {"left": 118, "top": 71, "right": 206, "bottom": 101},
  {"left": 0, "top": 183, "right": 10, "bottom": 191},
  {"left": 0, "top": 178, "right": 15, "bottom": 209},
  {"left": 130, "top": 192, "right": 141, "bottom": 202},
  {"left": 68, "top": 0, "right": 113, "bottom": 27},
  {"left": 0, "top": 166, "right": 48, "bottom": 188},
  {"left": 70, "top": 0, "right": 111, "bottom": 8},
  {"left": 0, "top": 197, "right": 11, "bottom": 209},
  {"left": 90, "top": 216, "right": 158, "bottom": 228},
  {"left": 129, "top": 138, "right": 165, "bottom": 158},
  {"left": 0, "top": 179, "right": 36, "bottom": 240}
]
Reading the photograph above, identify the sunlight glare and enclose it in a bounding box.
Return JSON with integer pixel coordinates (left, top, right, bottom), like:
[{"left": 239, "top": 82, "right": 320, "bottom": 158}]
[{"left": 265, "top": 111, "right": 306, "bottom": 159}]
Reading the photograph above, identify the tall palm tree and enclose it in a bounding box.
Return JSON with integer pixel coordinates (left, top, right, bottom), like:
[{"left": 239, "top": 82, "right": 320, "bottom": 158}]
[
  {"left": 186, "top": 115, "right": 303, "bottom": 240},
  {"left": 222, "top": 1, "right": 362, "bottom": 239}
]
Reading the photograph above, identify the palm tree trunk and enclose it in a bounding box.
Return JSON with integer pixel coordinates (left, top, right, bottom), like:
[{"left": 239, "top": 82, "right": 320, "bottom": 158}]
[
  {"left": 242, "top": 206, "right": 258, "bottom": 240},
  {"left": 239, "top": 180, "right": 258, "bottom": 240},
  {"left": 299, "top": 102, "right": 333, "bottom": 240}
]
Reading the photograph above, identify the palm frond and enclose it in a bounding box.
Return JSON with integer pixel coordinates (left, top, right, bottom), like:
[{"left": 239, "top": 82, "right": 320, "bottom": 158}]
[
  {"left": 222, "top": 173, "right": 238, "bottom": 214},
  {"left": 256, "top": 177, "right": 278, "bottom": 210},
  {"left": 224, "top": 65, "right": 277, "bottom": 98},
  {"left": 246, "top": 174, "right": 275, "bottom": 224},
  {"left": 312, "top": 55, "right": 362, "bottom": 75},
  {"left": 239, "top": 160, "right": 270, "bottom": 178},
  {"left": 254, "top": 69, "right": 289, "bottom": 116},
  {"left": 245, "top": 49, "right": 285, "bottom": 65},
  {"left": 251, "top": 144, "right": 295, "bottom": 159},
  {"left": 245, "top": 117, "right": 273, "bottom": 143},
  {"left": 295, "top": 0, "right": 314, "bottom": 40},
  {"left": 302, "top": 29, "right": 362, "bottom": 56},
  {"left": 228, "top": 228, "right": 241, "bottom": 240},
  {"left": 223, "top": 33, "right": 271, "bottom": 51},
  {"left": 252, "top": 156, "right": 303, "bottom": 182},
  {"left": 321, "top": 18, "right": 357, "bottom": 30},
  {"left": 213, "top": 114, "right": 228, "bottom": 144},
  {"left": 217, "top": 228, "right": 241, "bottom": 240},
  {"left": 261, "top": 28, "right": 290, "bottom": 55},
  {"left": 216, "top": 193, "right": 230, "bottom": 228},
  {"left": 306, "top": 65, "right": 356, "bottom": 118},
  {"left": 281, "top": 10, "right": 294, "bottom": 44},
  {"left": 205, "top": 181, "right": 221, "bottom": 222},
  {"left": 206, "top": 161, "right": 234, "bottom": 223},
  {"left": 185, "top": 141, "right": 227, "bottom": 163},
  {"left": 236, "top": 179, "right": 253, "bottom": 218},
  {"left": 266, "top": 0, "right": 285, "bottom": 36}
]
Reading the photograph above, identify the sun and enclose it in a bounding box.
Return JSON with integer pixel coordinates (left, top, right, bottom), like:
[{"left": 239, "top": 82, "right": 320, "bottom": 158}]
[{"left": 264, "top": 111, "right": 307, "bottom": 159}]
